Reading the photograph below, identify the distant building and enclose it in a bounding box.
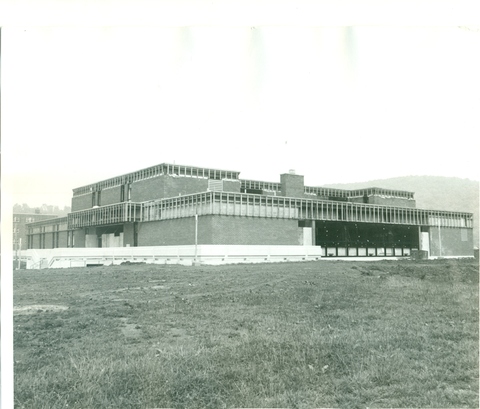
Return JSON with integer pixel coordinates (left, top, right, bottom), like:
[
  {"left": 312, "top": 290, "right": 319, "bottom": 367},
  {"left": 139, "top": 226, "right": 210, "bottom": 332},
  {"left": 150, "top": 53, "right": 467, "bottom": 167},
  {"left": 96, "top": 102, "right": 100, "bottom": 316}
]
[
  {"left": 26, "top": 163, "right": 474, "bottom": 258},
  {"left": 13, "top": 213, "right": 58, "bottom": 251}
]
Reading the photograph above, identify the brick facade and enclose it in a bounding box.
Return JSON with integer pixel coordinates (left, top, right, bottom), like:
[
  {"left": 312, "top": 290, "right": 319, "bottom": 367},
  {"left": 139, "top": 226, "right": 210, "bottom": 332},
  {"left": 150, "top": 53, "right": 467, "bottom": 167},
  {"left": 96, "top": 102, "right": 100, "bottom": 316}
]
[
  {"left": 162, "top": 175, "right": 209, "bottom": 198},
  {"left": 137, "top": 218, "right": 196, "bottom": 246},
  {"left": 73, "top": 229, "right": 86, "bottom": 248},
  {"left": 136, "top": 215, "right": 302, "bottom": 246},
  {"left": 26, "top": 163, "right": 473, "bottom": 258},
  {"left": 72, "top": 193, "right": 93, "bottom": 212},
  {"left": 101, "top": 186, "right": 123, "bottom": 206},
  {"left": 131, "top": 177, "right": 165, "bottom": 202},
  {"left": 58, "top": 231, "right": 69, "bottom": 248},
  {"left": 13, "top": 213, "right": 59, "bottom": 250},
  {"left": 128, "top": 175, "right": 211, "bottom": 202},
  {"left": 32, "top": 234, "right": 40, "bottom": 249},
  {"left": 222, "top": 180, "right": 241, "bottom": 193},
  {"left": 123, "top": 223, "right": 136, "bottom": 247},
  {"left": 206, "top": 215, "right": 302, "bottom": 245},
  {"left": 25, "top": 217, "right": 69, "bottom": 249},
  {"left": 72, "top": 175, "right": 212, "bottom": 211},
  {"left": 281, "top": 173, "right": 305, "bottom": 198}
]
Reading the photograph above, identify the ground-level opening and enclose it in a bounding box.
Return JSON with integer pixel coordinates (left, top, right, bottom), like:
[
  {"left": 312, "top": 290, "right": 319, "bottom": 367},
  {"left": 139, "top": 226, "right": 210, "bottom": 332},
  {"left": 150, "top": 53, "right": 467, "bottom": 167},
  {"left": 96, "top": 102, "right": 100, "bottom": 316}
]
[
  {"left": 85, "top": 225, "right": 124, "bottom": 248},
  {"left": 315, "top": 221, "right": 419, "bottom": 257}
]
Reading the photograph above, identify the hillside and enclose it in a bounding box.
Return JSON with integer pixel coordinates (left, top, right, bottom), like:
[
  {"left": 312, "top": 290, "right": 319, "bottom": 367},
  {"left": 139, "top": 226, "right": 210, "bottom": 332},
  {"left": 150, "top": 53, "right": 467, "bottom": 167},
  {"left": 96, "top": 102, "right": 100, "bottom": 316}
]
[{"left": 324, "top": 176, "right": 479, "bottom": 247}]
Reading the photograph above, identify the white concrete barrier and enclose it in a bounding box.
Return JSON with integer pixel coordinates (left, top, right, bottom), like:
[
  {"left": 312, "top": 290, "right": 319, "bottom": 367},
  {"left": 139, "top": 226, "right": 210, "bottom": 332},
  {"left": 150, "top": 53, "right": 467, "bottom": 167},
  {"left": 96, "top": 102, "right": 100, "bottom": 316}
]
[{"left": 20, "top": 245, "right": 323, "bottom": 269}]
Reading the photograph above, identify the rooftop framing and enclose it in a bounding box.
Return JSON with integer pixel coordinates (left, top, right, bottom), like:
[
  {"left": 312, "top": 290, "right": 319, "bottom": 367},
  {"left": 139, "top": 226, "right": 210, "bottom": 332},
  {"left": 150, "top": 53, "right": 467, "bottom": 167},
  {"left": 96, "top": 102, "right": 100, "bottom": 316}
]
[
  {"left": 304, "top": 186, "right": 414, "bottom": 199},
  {"left": 240, "top": 179, "right": 281, "bottom": 192},
  {"left": 68, "top": 203, "right": 142, "bottom": 229},
  {"left": 240, "top": 179, "right": 415, "bottom": 200},
  {"left": 73, "top": 163, "right": 241, "bottom": 196},
  {"left": 26, "top": 216, "right": 67, "bottom": 227},
  {"left": 26, "top": 217, "right": 69, "bottom": 235},
  {"left": 73, "top": 165, "right": 415, "bottom": 201}
]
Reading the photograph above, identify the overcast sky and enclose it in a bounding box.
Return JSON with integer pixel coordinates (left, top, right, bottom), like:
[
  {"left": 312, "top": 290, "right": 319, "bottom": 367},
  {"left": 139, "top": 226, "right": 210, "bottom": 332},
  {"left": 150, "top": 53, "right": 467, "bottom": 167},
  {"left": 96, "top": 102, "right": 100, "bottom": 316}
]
[{"left": 2, "top": 8, "right": 480, "bottom": 208}]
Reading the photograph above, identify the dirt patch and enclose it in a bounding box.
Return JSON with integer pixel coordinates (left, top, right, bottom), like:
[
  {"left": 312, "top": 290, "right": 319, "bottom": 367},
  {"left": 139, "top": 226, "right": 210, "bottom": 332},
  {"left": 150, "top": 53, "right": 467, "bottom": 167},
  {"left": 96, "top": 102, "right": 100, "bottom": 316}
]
[
  {"left": 119, "top": 317, "right": 143, "bottom": 338},
  {"left": 13, "top": 305, "right": 69, "bottom": 315}
]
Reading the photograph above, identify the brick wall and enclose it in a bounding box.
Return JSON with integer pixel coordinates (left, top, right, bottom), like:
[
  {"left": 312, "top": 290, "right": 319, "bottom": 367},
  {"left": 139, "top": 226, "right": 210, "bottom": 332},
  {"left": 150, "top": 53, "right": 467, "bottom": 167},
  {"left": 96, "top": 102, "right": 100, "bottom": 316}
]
[
  {"left": 27, "top": 217, "right": 69, "bottom": 249},
  {"left": 206, "top": 215, "right": 302, "bottom": 245},
  {"left": 136, "top": 215, "right": 302, "bottom": 246},
  {"left": 14, "top": 213, "right": 59, "bottom": 250},
  {"left": 223, "top": 180, "right": 241, "bottom": 193},
  {"left": 281, "top": 173, "right": 305, "bottom": 198},
  {"left": 46, "top": 232, "right": 55, "bottom": 249},
  {"left": 163, "top": 175, "right": 209, "bottom": 198},
  {"left": 136, "top": 215, "right": 303, "bottom": 246},
  {"left": 58, "top": 231, "right": 69, "bottom": 248},
  {"left": 73, "top": 229, "right": 86, "bottom": 248},
  {"left": 72, "top": 194, "right": 93, "bottom": 211},
  {"left": 73, "top": 175, "right": 237, "bottom": 211},
  {"left": 137, "top": 218, "right": 197, "bottom": 246},
  {"left": 124, "top": 223, "right": 136, "bottom": 247},
  {"left": 131, "top": 177, "right": 165, "bottom": 202},
  {"left": 130, "top": 175, "right": 210, "bottom": 202},
  {"left": 101, "top": 186, "right": 122, "bottom": 206},
  {"left": 32, "top": 234, "right": 40, "bottom": 249}
]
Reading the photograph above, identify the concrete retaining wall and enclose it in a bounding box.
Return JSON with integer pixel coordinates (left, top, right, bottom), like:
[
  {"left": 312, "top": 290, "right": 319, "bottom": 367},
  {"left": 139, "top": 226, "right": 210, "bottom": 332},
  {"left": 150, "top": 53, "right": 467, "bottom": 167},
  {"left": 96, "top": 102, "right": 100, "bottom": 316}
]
[{"left": 20, "top": 245, "right": 323, "bottom": 269}]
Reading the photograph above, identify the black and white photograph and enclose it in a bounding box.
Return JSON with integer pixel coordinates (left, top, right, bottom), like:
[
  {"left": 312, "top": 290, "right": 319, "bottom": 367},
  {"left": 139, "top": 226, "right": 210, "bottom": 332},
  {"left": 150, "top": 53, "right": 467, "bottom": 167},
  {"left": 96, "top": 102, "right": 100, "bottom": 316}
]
[{"left": 2, "top": 1, "right": 479, "bottom": 408}]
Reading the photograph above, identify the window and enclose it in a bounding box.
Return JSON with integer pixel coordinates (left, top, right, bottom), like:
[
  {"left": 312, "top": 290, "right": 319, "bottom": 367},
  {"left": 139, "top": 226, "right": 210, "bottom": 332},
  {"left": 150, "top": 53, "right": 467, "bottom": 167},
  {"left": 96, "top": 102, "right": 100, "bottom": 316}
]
[
  {"left": 67, "top": 231, "right": 74, "bottom": 248},
  {"left": 14, "top": 216, "right": 20, "bottom": 222},
  {"left": 13, "top": 227, "right": 20, "bottom": 233},
  {"left": 208, "top": 179, "right": 223, "bottom": 191},
  {"left": 92, "top": 191, "right": 101, "bottom": 206},
  {"left": 26, "top": 217, "right": 35, "bottom": 223}
]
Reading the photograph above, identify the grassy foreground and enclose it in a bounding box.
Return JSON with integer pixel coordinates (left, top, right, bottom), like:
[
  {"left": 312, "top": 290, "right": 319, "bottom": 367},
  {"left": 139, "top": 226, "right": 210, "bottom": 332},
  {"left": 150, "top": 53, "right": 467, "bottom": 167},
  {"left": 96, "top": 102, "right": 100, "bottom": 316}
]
[{"left": 14, "top": 258, "right": 478, "bottom": 408}]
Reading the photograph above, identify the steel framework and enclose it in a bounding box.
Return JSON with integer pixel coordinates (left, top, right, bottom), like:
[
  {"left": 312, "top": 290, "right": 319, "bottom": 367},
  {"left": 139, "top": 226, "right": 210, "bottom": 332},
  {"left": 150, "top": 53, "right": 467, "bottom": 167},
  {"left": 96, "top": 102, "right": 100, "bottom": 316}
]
[{"left": 48, "top": 191, "right": 473, "bottom": 231}]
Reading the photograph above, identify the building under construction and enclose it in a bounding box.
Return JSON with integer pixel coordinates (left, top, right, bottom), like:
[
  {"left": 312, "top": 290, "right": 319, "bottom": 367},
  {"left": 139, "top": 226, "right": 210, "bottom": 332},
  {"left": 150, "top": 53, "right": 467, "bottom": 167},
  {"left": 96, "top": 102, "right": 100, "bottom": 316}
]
[{"left": 26, "top": 163, "right": 474, "bottom": 259}]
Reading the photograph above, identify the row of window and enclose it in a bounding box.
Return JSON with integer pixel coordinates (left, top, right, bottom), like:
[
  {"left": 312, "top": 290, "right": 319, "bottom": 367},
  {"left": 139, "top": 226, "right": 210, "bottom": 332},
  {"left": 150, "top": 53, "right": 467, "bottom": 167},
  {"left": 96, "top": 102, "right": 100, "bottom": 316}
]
[
  {"left": 13, "top": 217, "right": 36, "bottom": 223},
  {"left": 27, "top": 231, "right": 74, "bottom": 249}
]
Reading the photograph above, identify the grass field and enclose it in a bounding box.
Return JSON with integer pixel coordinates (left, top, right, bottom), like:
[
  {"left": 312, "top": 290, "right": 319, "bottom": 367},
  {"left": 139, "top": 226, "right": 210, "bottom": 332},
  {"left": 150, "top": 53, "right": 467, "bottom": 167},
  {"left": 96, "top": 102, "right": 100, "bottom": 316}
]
[{"left": 13, "top": 258, "right": 479, "bottom": 409}]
